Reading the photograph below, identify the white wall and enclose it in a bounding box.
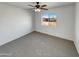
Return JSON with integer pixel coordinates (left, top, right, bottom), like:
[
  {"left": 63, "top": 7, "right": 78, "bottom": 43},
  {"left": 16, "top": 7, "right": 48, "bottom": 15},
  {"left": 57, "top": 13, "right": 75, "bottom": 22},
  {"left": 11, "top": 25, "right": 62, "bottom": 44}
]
[
  {"left": 31, "top": 10, "right": 35, "bottom": 31},
  {"left": 74, "top": 3, "right": 79, "bottom": 54},
  {"left": 0, "top": 3, "right": 33, "bottom": 46},
  {"left": 35, "top": 4, "right": 75, "bottom": 41}
]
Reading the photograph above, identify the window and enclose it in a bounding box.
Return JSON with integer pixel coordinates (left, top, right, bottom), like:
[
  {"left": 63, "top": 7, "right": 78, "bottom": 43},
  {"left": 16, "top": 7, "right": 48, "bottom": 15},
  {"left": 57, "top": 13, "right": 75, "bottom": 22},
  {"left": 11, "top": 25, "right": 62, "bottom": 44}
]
[{"left": 41, "top": 13, "right": 57, "bottom": 27}]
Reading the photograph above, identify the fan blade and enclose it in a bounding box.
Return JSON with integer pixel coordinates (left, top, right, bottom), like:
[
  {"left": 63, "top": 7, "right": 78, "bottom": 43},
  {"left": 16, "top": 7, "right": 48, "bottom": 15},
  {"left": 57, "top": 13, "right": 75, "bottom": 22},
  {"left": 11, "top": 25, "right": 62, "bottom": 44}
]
[
  {"left": 41, "top": 5, "right": 47, "bottom": 7},
  {"left": 28, "top": 4, "right": 35, "bottom": 7},
  {"left": 40, "top": 8, "right": 48, "bottom": 10}
]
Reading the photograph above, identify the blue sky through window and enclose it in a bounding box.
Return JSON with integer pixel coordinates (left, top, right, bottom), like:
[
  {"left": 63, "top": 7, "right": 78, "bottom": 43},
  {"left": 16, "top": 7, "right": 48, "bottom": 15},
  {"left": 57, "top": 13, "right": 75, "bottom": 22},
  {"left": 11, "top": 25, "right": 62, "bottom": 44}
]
[{"left": 42, "top": 12, "right": 57, "bottom": 19}]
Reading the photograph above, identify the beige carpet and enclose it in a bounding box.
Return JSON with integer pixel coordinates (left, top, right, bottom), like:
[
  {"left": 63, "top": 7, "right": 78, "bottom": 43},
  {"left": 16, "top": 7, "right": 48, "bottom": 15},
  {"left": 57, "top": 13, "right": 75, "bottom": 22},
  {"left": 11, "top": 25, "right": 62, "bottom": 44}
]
[{"left": 0, "top": 31, "right": 79, "bottom": 57}]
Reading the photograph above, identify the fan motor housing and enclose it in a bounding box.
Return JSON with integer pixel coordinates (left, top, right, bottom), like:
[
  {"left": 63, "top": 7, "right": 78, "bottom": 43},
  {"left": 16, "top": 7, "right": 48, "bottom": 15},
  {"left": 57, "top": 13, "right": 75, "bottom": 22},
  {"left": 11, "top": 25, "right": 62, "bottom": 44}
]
[{"left": 35, "top": 5, "right": 40, "bottom": 8}]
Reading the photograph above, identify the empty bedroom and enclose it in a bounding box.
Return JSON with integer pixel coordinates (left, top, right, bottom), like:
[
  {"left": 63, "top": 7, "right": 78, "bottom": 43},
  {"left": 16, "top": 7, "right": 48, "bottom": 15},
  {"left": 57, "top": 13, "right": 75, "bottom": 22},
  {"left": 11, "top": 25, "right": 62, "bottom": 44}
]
[{"left": 0, "top": 2, "right": 79, "bottom": 57}]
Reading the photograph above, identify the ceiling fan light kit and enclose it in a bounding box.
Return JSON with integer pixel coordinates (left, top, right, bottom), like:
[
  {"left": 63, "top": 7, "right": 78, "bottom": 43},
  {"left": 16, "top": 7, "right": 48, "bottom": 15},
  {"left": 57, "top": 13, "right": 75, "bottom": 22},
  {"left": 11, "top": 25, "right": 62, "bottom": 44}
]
[{"left": 35, "top": 8, "right": 41, "bottom": 12}]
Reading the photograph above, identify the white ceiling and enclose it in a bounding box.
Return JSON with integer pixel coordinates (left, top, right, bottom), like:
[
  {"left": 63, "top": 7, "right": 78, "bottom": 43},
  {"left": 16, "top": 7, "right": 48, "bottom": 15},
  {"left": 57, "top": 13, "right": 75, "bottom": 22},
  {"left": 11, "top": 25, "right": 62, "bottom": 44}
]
[{"left": 3, "top": 2, "right": 75, "bottom": 9}]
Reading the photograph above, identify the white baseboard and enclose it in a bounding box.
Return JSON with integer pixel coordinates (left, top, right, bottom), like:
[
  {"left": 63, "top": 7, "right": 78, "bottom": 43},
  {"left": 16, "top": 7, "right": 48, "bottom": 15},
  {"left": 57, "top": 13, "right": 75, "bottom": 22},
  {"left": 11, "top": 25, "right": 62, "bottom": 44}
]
[
  {"left": 73, "top": 41, "right": 79, "bottom": 54},
  {"left": 35, "top": 30, "right": 73, "bottom": 42},
  {"left": 0, "top": 31, "right": 33, "bottom": 46}
]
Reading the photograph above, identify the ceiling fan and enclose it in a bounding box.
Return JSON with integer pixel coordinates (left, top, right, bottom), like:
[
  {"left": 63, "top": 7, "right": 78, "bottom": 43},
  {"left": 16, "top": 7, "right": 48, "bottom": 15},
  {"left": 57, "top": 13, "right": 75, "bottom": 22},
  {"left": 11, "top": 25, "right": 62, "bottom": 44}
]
[{"left": 28, "top": 2, "right": 48, "bottom": 12}]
